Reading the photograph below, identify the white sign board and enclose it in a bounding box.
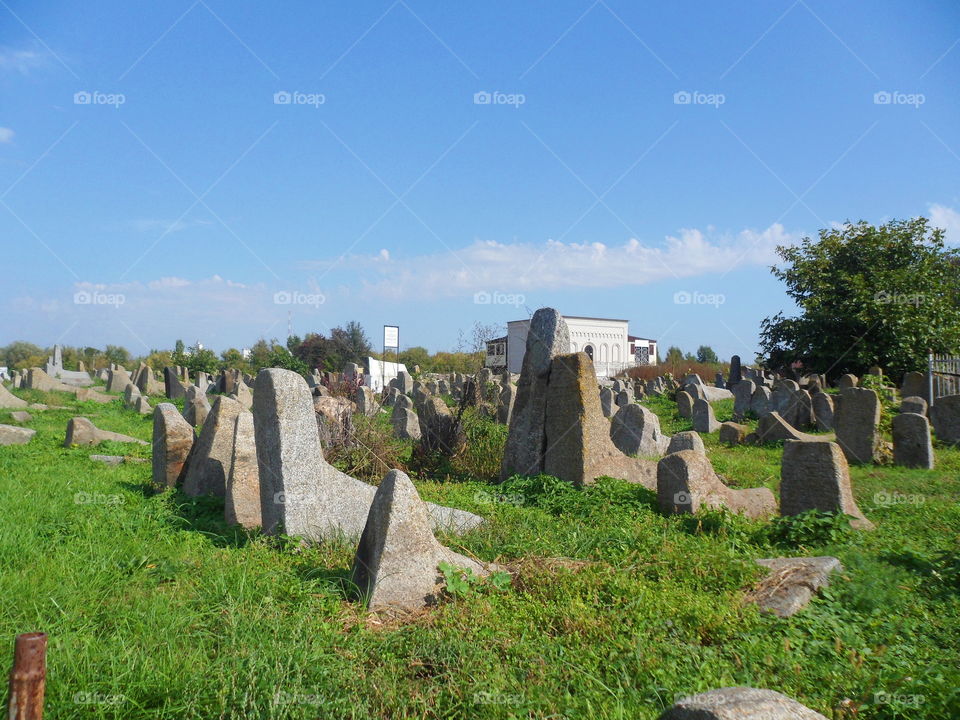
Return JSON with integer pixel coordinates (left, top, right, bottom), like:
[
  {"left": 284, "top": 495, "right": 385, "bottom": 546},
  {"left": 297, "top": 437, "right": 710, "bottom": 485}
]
[{"left": 383, "top": 325, "right": 399, "bottom": 348}]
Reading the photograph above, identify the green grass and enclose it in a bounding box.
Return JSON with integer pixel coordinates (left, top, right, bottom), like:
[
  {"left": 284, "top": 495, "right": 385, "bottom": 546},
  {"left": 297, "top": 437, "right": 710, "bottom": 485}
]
[{"left": 0, "top": 385, "right": 959, "bottom": 718}]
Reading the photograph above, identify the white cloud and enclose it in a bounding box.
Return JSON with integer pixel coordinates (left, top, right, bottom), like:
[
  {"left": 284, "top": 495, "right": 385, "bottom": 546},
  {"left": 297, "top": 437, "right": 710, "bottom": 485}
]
[
  {"left": 0, "top": 48, "right": 46, "bottom": 75},
  {"left": 929, "top": 203, "right": 960, "bottom": 244},
  {"left": 301, "top": 223, "right": 801, "bottom": 300},
  {"left": 0, "top": 127, "right": 13, "bottom": 143}
]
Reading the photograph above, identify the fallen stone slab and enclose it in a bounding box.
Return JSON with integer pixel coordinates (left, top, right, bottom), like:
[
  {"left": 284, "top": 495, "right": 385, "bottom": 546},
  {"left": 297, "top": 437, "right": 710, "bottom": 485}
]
[
  {"left": 718, "top": 421, "right": 747, "bottom": 446},
  {"left": 90, "top": 454, "right": 147, "bottom": 466},
  {"left": 9, "top": 411, "right": 32, "bottom": 423},
  {"left": 0, "top": 383, "right": 28, "bottom": 409},
  {"left": 657, "top": 450, "right": 776, "bottom": 519},
  {"left": 747, "top": 556, "right": 842, "bottom": 617},
  {"left": 751, "top": 412, "right": 825, "bottom": 445},
  {"left": 74, "top": 387, "right": 113, "bottom": 404},
  {"left": 659, "top": 686, "right": 828, "bottom": 719},
  {"left": 64, "top": 417, "right": 148, "bottom": 447},
  {"left": 351, "top": 469, "right": 489, "bottom": 611},
  {"left": 0, "top": 424, "right": 35, "bottom": 446},
  {"left": 254, "top": 368, "right": 483, "bottom": 541}
]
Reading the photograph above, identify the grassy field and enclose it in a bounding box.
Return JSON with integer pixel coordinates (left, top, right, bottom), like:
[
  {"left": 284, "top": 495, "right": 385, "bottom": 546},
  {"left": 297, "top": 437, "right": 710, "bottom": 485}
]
[{"left": 0, "top": 384, "right": 958, "bottom": 719}]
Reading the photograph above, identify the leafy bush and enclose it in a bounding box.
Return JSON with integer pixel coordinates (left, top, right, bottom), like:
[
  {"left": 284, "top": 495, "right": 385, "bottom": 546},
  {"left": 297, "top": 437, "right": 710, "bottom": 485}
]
[
  {"left": 767, "top": 510, "right": 852, "bottom": 548},
  {"left": 325, "top": 414, "right": 410, "bottom": 482}
]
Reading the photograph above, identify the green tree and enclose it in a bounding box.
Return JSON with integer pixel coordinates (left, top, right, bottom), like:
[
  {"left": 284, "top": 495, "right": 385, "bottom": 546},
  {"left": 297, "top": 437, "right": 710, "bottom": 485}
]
[
  {"left": 759, "top": 218, "right": 960, "bottom": 379},
  {"left": 399, "top": 346, "right": 431, "bottom": 374},
  {"left": 1, "top": 341, "right": 44, "bottom": 369},
  {"left": 696, "top": 345, "right": 719, "bottom": 363},
  {"left": 185, "top": 348, "right": 219, "bottom": 375},
  {"left": 172, "top": 340, "right": 187, "bottom": 367},
  {"left": 292, "top": 333, "right": 328, "bottom": 371},
  {"left": 325, "top": 322, "right": 372, "bottom": 371},
  {"left": 664, "top": 346, "right": 684, "bottom": 364},
  {"left": 104, "top": 345, "right": 132, "bottom": 367}
]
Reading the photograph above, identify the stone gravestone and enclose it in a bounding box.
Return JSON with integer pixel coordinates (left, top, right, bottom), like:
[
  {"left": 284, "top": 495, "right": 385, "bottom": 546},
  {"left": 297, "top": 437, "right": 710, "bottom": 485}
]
[
  {"left": 732, "top": 379, "right": 755, "bottom": 420},
  {"left": 892, "top": 412, "right": 934, "bottom": 469},
  {"left": 837, "top": 373, "right": 858, "bottom": 391},
  {"left": 500, "top": 308, "right": 570, "bottom": 480},
  {"left": 676, "top": 391, "right": 694, "bottom": 419},
  {"left": 834, "top": 387, "right": 880, "bottom": 464},
  {"left": 254, "top": 368, "right": 481, "bottom": 541},
  {"left": 350, "top": 469, "right": 488, "bottom": 611},
  {"left": 225, "top": 411, "right": 261, "bottom": 528},
  {"left": 656, "top": 450, "right": 775, "bottom": 519},
  {"left": 691, "top": 398, "right": 720, "bottom": 433},
  {"left": 610, "top": 403, "right": 669, "bottom": 457},
  {"left": 728, "top": 354, "right": 742, "bottom": 387},
  {"left": 812, "top": 392, "right": 835, "bottom": 431},
  {"left": 750, "top": 385, "right": 772, "bottom": 416},
  {"left": 390, "top": 399, "right": 421, "bottom": 441},
  {"left": 666, "top": 431, "right": 704, "bottom": 455},
  {"left": 181, "top": 396, "right": 244, "bottom": 498},
  {"left": 900, "top": 371, "right": 927, "bottom": 402},
  {"left": 930, "top": 395, "right": 960, "bottom": 446},
  {"left": 900, "top": 396, "right": 927, "bottom": 416},
  {"left": 497, "top": 383, "right": 515, "bottom": 425},
  {"left": 779, "top": 440, "right": 873, "bottom": 529},
  {"left": 164, "top": 367, "right": 186, "bottom": 400},
  {"left": 599, "top": 387, "right": 615, "bottom": 418},
  {"left": 151, "top": 403, "right": 195, "bottom": 490},
  {"left": 543, "top": 352, "right": 656, "bottom": 489}
]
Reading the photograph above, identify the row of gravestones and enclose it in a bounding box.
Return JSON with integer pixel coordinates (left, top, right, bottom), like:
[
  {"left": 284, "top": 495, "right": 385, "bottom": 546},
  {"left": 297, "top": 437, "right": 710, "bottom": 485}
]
[{"left": 151, "top": 369, "right": 489, "bottom": 612}]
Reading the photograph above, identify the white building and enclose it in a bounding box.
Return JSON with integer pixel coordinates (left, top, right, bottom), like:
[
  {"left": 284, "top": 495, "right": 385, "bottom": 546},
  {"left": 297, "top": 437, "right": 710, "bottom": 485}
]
[{"left": 487, "top": 315, "right": 658, "bottom": 377}]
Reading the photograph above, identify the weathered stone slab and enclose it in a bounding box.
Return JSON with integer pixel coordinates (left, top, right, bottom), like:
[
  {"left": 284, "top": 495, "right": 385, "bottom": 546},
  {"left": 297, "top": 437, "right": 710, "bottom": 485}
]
[
  {"left": 0, "top": 383, "right": 28, "bottom": 409},
  {"left": 930, "top": 394, "right": 960, "bottom": 446},
  {"left": 691, "top": 398, "right": 720, "bottom": 433},
  {"left": 500, "top": 308, "right": 570, "bottom": 480},
  {"left": 254, "top": 368, "right": 483, "bottom": 541},
  {"left": 753, "top": 412, "right": 824, "bottom": 444},
  {"left": 0, "top": 424, "right": 35, "bottom": 446},
  {"left": 659, "top": 686, "right": 828, "bottom": 719},
  {"left": 812, "top": 392, "right": 834, "bottom": 430},
  {"left": 834, "top": 387, "right": 880, "bottom": 463},
  {"left": 610, "top": 403, "right": 669, "bottom": 457},
  {"left": 225, "top": 411, "right": 261, "bottom": 528},
  {"left": 599, "top": 387, "right": 615, "bottom": 418},
  {"left": 900, "top": 396, "right": 927, "bottom": 416},
  {"left": 900, "top": 371, "right": 928, "bottom": 402},
  {"left": 837, "top": 373, "right": 858, "bottom": 390},
  {"left": 183, "top": 390, "right": 212, "bottom": 428},
  {"left": 892, "top": 412, "right": 934, "bottom": 469},
  {"left": 748, "top": 557, "right": 842, "bottom": 618},
  {"left": 732, "top": 379, "right": 755, "bottom": 420},
  {"left": 496, "top": 383, "right": 515, "bottom": 425},
  {"left": 750, "top": 385, "right": 772, "bottom": 416},
  {"left": 676, "top": 391, "right": 694, "bottom": 419},
  {"left": 666, "top": 431, "right": 704, "bottom": 455},
  {"left": 351, "top": 469, "right": 488, "bottom": 611},
  {"left": 105, "top": 368, "right": 133, "bottom": 394},
  {"left": 151, "top": 403, "right": 195, "bottom": 490},
  {"left": 391, "top": 406, "right": 421, "bottom": 441},
  {"left": 64, "top": 417, "right": 148, "bottom": 447},
  {"left": 544, "top": 353, "right": 657, "bottom": 489},
  {"left": 181, "top": 396, "right": 244, "bottom": 498},
  {"left": 657, "top": 450, "right": 775, "bottom": 519},
  {"left": 718, "top": 422, "right": 747, "bottom": 446},
  {"left": 779, "top": 440, "right": 873, "bottom": 529}
]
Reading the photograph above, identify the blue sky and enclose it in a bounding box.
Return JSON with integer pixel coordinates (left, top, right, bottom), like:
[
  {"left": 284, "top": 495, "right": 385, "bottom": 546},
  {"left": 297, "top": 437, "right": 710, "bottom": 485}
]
[{"left": 1, "top": 1, "right": 958, "bottom": 362}]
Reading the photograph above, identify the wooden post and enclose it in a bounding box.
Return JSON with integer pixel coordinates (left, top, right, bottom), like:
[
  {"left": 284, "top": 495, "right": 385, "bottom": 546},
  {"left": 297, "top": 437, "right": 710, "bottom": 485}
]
[{"left": 7, "top": 632, "right": 46, "bottom": 720}]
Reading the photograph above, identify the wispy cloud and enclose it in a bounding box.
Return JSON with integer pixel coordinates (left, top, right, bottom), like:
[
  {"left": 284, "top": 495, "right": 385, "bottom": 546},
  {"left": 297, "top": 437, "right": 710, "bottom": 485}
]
[
  {"left": 0, "top": 47, "right": 46, "bottom": 75},
  {"left": 0, "top": 127, "right": 13, "bottom": 143},
  {"left": 301, "top": 223, "right": 801, "bottom": 300},
  {"left": 929, "top": 203, "right": 960, "bottom": 245}
]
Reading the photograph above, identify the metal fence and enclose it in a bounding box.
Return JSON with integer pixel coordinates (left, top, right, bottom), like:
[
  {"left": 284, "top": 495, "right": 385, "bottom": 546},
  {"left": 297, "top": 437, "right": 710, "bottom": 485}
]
[{"left": 929, "top": 353, "right": 960, "bottom": 402}]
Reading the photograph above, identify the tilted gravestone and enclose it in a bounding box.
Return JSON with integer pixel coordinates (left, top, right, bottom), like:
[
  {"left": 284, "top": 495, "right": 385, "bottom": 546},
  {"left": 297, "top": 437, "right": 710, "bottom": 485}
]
[
  {"left": 543, "top": 352, "right": 656, "bottom": 489},
  {"left": 779, "top": 440, "right": 873, "bottom": 529},
  {"left": 610, "top": 403, "right": 669, "bottom": 457},
  {"left": 892, "top": 412, "right": 934, "bottom": 469},
  {"left": 151, "top": 403, "right": 194, "bottom": 490},
  {"left": 254, "top": 368, "right": 482, "bottom": 541},
  {"left": 676, "top": 390, "right": 695, "bottom": 419},
  {"left": 225, "top": 410, "right": 261, "bottom": 528},
  {"left": 812, "top": 392, "right": 834, "bottom": 430},
  {"left": 666, "top": 431, "right": 704, "bottom": 455},
  {"left": 750, "top": 385, "right": 772, "bottom": 416},
  {"left": 599, "top": 387, "right": 615, "bottom": 418},
  {"left": 350, "top": 469, "right": 489, "bottom": 611},
  {"left": 500, "top": 308, "right": 570, "bottom": 480},
  {"left": 732, "top": 379, "right": 755, "bottom": 420},
  {"left": 181, "top": 396, "right": 244, "bottom": 498}
]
